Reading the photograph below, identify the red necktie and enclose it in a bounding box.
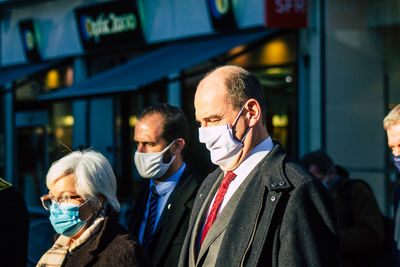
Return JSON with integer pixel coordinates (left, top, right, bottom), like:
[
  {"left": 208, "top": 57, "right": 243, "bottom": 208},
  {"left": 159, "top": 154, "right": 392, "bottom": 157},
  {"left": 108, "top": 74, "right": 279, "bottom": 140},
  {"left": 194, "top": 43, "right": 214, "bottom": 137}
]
[{"left": 200, "top": 171, "right": 237, "bottom": 247}]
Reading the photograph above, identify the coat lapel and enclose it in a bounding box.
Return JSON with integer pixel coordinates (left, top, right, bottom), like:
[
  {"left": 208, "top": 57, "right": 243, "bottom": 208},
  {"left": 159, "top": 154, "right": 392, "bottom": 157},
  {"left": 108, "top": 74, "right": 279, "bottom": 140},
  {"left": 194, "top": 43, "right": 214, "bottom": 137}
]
[
  {"left": 152, "top": 167, "right": 200, "bottom": 264},
  {"left": 189, "top": 170, "right": 223, "bottom": 266},
  {"left": 197, "top": 169, "right": 252, "bottom": 261}
]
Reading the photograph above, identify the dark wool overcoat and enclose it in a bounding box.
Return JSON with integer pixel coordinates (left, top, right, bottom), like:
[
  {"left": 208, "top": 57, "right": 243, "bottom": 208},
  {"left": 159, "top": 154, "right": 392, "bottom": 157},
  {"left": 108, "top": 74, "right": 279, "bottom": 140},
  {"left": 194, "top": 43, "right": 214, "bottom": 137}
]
[
  {"left": 179, "top": 143, "right": 341, "bottom": 267},
  {"left": 63, "top": 214, "right": 153, "bottom": 267}
]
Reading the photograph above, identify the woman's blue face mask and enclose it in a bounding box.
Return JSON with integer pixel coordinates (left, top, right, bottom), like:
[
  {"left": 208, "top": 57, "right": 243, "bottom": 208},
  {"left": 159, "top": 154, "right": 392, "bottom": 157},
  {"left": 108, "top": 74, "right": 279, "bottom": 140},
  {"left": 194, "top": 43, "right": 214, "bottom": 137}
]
[{"left": 49, "top": 201, "right": 92, "bottom": 237}]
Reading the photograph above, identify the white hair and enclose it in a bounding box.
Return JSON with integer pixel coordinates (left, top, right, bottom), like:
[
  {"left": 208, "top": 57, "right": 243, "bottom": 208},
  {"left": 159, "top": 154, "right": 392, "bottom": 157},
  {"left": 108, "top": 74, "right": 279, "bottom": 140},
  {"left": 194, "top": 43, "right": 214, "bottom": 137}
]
[
  {"left": 383, "top": 104, "right": 400, "bottom": 130},
  {"left": 46, "top": 149, "right": 120, "bottom": 212}
]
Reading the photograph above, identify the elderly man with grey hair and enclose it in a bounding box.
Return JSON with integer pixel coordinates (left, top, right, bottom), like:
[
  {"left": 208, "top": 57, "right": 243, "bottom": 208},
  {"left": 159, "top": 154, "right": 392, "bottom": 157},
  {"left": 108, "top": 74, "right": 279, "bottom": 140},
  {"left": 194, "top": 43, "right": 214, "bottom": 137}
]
[
  {"left": 383, "top": 104, "right": 400, "bottom": 266},
  {"left": 37, "top": 149, "right": 152, "bottom": 267}
]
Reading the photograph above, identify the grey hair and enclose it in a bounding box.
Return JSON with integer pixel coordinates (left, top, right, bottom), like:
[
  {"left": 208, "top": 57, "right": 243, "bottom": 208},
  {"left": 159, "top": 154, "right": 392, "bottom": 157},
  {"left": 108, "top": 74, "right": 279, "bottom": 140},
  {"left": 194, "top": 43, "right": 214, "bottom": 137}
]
[
  {"left": 383, "top": 104, "right": 400, "bottom": 130},
  {"left": 46, "top": 149, "right": 120, "bottom": 212}
]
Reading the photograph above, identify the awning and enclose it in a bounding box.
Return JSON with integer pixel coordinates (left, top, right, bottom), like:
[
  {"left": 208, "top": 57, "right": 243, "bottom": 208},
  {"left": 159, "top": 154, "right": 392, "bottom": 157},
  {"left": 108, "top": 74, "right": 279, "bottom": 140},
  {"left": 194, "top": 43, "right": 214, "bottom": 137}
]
[
  {"left": 40, "top": 30, "right": 275, "bottom": 100},
  {"left": 0, "top": 60, "right": 63, "bottom": 88}
]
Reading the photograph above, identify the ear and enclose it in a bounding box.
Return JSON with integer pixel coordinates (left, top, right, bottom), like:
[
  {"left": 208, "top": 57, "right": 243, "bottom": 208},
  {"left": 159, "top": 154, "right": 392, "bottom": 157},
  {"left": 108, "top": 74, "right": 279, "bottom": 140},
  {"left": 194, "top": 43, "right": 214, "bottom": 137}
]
[
  {"left": 245, "top": 99, "right": 261, "bottom": 127},
  {"left": 172, "top": 138, "right": 185, "bottom": 155}
]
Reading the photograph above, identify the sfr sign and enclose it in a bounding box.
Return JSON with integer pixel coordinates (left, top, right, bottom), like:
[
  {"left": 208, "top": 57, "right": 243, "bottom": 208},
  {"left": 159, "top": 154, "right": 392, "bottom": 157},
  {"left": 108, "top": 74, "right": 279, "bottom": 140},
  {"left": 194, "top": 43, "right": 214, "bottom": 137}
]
[{"left": 265, "top": 0, "right": 308, "bottom": 28}]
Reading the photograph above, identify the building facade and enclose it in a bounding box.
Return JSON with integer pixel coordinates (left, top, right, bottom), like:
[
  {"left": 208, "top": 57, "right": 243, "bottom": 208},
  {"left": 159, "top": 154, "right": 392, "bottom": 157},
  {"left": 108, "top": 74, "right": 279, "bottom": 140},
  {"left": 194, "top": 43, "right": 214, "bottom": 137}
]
[{"left": 0, "top": 0, "right": 398, "bottom": 217}]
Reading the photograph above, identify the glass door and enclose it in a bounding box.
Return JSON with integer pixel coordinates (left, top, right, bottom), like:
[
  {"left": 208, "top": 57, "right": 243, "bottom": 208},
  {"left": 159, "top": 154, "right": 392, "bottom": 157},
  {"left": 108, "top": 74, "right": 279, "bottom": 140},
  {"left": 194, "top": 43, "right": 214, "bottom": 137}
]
[{"left": 15, "top": 111, "right": 49, "bottom": 208}]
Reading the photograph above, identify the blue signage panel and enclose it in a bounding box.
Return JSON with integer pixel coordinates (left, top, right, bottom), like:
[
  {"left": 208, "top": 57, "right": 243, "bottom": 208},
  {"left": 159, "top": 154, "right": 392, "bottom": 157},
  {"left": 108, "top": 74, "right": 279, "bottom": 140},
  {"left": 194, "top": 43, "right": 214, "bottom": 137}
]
[
  {"left": 206, "top": 0, "right": 237, "bottom": 32},
  {"left": 18, "top": 19, "right": 41, "bottom": 62},
  {"left": 75, "top": 1, "right": 145, "bottom": 51}
]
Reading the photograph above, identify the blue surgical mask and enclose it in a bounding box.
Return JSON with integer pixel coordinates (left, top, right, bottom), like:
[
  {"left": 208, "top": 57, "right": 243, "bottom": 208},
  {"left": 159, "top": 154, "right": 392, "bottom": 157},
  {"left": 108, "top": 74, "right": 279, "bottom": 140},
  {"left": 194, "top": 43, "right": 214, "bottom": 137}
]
[
  {"left": 49, "top": 202, "right": 90, "bottom": 237},
  {"left": 394, "top": 155, "right": 400, "bottom": 172}
]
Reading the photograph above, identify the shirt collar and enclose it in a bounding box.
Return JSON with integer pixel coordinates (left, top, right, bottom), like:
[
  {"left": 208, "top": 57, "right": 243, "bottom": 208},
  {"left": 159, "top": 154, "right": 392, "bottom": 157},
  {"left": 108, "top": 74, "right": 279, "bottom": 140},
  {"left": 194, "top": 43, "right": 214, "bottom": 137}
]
[
  {"left": 150, "top": 162, "right": 186, "bottom": 196},
  {"left": 230, "top": 137, "right": 273, "bottom": 177}
]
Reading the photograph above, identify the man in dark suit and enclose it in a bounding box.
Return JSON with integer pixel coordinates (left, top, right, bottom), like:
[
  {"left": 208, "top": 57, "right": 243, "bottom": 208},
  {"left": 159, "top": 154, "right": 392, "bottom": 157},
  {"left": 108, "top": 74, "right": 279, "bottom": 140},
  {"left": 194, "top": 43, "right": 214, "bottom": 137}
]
[
  {"left": 179, "top": 65, "right": 340, "bottom": 267},
  {"left": 300, "top": 151, "right": 384, "bottom": 267},
  {"left": 127, "top": 103, "right": 201, "bottom": 267}
]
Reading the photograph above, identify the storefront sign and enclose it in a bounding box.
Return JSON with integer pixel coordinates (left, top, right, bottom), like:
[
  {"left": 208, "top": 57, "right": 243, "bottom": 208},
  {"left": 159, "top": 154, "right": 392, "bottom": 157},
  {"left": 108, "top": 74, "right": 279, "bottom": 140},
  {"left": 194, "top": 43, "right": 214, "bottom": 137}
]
[
  {"left": 206, "top": 0, "right": 237, "bottom": 32},
  {"left": 75, "top": 1, "right": 144, "bottom": 51},
  {"left": 18, "top": 19, "right": 41, "bottom": 62},
  {"left": 265, "top": 0, "right": 308, "bottom": 28}
]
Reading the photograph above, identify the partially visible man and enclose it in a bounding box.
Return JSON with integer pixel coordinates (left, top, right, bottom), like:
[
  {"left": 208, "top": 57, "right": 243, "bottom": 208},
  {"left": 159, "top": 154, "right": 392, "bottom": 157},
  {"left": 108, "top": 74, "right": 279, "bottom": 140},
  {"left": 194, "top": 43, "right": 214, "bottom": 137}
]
[
  {"left": 0, "top": 177, "right": 29, "bottom": 266},
  {"left": 300, "top": 150, "right": 384, "bottom": 267},
  {"left": 179, "top": 65, "right": 340, "bottom": 267},
  {"left": 126, "top": 103, "right": 202, "bottom": 267},
  {"left": 383, "top": 104, "right": 400, "bottom": 266}
]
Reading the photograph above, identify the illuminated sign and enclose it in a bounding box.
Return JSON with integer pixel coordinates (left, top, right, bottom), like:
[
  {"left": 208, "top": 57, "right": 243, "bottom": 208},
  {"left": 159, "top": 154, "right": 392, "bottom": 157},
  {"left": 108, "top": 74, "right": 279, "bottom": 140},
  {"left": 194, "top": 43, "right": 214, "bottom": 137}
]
[
  {"left": 75, "top": 1, "right": 144, "bottom": 51},
  {"left": 206, "top": 0, "right": 237, "bottom": 32},
  {"left": 18, "top": 19, "right": 41, "bottom": 62},
  {"left": 265, "top": 0, "right": 308, "bottom": 28}
]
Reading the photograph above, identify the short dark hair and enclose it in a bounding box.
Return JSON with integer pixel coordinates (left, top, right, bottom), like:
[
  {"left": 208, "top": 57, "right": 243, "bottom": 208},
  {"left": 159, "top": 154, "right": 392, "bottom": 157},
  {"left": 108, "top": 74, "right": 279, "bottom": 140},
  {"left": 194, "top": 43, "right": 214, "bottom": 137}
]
[
  {"left": 206, "top": 66, "right": 267, "bottom": 125},
  {"left": 138, "top": 103, "right": 190, "bottom": 154},
  {"left": 299, "top": 150, "right": 334, "bottom": 176}
]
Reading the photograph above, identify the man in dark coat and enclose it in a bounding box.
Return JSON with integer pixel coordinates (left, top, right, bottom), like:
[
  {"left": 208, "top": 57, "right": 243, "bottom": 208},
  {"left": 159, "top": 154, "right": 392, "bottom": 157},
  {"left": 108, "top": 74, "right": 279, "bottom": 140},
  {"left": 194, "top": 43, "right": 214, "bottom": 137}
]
[
  {"left": 0, "top": 177, "right": 29, "bottom": 267},
  {"left": 178, "top": 65, "right": 340, "bottom": 267},
  {"left": 383, "top": 104, "right": 400, "bottom": 266},
  {"left": 127, "top": 103, "right": 201, "bottom": 267},
  {"left": 300, "top": 151, "right": 384, "bottom": 267}
]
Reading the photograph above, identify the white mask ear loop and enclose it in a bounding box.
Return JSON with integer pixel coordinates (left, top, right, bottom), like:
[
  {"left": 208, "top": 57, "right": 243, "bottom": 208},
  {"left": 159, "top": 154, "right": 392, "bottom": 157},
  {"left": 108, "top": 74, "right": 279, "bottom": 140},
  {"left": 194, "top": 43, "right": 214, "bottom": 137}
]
[
  {"left": 231, "top": 105, "right": 246, "bottom": 127},
  {"left": 231, "top": 104, "right": 251, "bottom": 143}
]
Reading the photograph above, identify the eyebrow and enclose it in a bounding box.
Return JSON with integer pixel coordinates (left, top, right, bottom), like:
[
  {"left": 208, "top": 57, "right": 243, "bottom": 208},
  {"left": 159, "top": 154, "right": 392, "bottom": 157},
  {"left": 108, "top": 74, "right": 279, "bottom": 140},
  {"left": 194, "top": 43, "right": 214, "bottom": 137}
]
[{"left": 49, "top": 191, "right": 78, "bottom": 196}]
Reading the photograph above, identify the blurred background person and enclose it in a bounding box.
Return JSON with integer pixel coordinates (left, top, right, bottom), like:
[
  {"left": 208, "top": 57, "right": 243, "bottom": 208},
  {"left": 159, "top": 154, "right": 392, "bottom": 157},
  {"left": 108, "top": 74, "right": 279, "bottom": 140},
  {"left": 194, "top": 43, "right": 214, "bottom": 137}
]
[
  {"left": 37, "top": 149, "right": 152, "bottom": 267},
  {"left": 125, "top": 103, "right": 201, "bottom": 267},
  {"left": 383, "top": 104, "right": 400, "bottom": 266},
  {"left": 300, "top": 150, "right": 385, "bottom": 267},
  {"left": 0, "top": 177, "right": 29, "bottom": 267}
]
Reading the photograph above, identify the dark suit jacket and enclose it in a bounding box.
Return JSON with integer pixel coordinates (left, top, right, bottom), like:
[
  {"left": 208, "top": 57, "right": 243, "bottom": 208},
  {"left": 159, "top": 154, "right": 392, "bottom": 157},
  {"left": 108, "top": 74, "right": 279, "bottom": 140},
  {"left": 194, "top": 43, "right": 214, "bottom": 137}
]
[
  {"left": 128, "top": 166, "right": 202, "bottom": 267},
  {"left": 331, "top": 178, "right": 384, "bottom": 267},
  {"left": 64, "top": 213, "right": 152, "bottom": 267},
  {"left": 179, "top": 143, "right": 340, "bottom": 267}
]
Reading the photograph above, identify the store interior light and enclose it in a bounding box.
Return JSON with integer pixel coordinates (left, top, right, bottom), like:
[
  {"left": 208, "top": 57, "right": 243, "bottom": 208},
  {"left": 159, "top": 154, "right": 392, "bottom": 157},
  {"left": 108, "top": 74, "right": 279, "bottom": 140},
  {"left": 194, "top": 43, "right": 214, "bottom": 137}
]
[
  {"left": 266, "top": 67, "right": 284, "bottom": 74},
  {"left": 61, "top": 115, "right": 74, "bottom": 127},
  {"left": 129, "top": 115, "right": 137, "bottom": 127},
  {"left": 272, "top": 114, "right": 289, "bottom": 127},
  {"left": 45, "top": 69, "right": 60, "bottom": 89},
  {"left": 262, "top": 40, "right": 290, "bottom": 65},
  {"left": 65, "top": 67, "right": 74, "bottom": 87}
]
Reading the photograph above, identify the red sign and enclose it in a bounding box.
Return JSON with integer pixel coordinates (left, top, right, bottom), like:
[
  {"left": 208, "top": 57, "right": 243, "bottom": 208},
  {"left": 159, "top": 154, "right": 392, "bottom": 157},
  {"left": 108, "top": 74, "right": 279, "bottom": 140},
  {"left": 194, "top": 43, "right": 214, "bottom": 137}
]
[{"left": 265, "top": 0, "right": 308, "bottom": 28}]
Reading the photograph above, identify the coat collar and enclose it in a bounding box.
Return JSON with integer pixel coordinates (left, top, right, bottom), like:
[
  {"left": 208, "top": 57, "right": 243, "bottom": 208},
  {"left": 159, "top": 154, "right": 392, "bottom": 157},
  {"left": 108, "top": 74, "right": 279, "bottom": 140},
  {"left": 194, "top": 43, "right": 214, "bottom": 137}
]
[{"left": 209, "top": 142, "right": 292, "bottom": 192}]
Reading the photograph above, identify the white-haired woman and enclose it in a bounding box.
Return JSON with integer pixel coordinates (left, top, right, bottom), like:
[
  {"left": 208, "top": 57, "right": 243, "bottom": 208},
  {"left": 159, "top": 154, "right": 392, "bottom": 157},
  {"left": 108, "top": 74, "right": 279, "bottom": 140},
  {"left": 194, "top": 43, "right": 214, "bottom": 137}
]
[{"left": 37, "top": 149, "right": 152, "bottom": 267}]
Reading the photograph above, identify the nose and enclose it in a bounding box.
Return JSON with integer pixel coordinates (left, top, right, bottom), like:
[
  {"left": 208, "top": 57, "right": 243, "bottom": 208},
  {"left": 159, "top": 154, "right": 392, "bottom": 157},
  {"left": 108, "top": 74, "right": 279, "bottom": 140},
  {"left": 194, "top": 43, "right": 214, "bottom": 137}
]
[
  {"left": 136, "top": 144, "right": 146, "bottom": 153},
  {"left": 393, "top": 147, "right": 400, "bottom": 157}
]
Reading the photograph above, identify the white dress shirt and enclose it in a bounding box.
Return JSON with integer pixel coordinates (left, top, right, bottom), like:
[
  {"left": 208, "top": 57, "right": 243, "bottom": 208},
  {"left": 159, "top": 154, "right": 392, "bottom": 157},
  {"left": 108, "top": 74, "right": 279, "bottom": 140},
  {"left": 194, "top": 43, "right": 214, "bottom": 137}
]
[{"left": 206, "top": 137, "right": 273, "bottom": 218}]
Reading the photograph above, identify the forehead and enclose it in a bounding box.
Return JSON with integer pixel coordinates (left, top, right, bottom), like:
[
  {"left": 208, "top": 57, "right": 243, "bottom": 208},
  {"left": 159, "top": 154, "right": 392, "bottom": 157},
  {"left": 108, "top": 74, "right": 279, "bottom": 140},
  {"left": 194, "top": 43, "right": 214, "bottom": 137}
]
[
  {"left": 194, "top": 73, "right": 233, "bottom": 119},
  {"left": 387, "top": 123, "right": 400, "bottom": 144},
  {"left": 49, "top": 173, "right": 76, "bottom": 195},
  {"left": 134, "top": 113, "right": 166, "bottom": 141}
]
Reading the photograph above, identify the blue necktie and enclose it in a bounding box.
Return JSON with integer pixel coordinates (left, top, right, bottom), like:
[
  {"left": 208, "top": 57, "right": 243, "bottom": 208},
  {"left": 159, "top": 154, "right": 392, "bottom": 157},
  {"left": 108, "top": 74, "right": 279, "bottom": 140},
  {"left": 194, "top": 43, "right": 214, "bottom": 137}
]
[{"left": 142, "top": 186, "right": 160, "bottom": 250}]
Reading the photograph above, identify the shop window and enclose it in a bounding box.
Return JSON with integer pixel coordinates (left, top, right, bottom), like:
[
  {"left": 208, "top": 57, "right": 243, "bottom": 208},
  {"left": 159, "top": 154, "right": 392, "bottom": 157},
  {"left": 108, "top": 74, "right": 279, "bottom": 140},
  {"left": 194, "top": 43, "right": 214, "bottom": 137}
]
[
  {"left": 15, "top": 63, "right": 74, "bottom": 102},
  {"left": 49, "top": 102, "right": 73, "bottom": 164}
]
